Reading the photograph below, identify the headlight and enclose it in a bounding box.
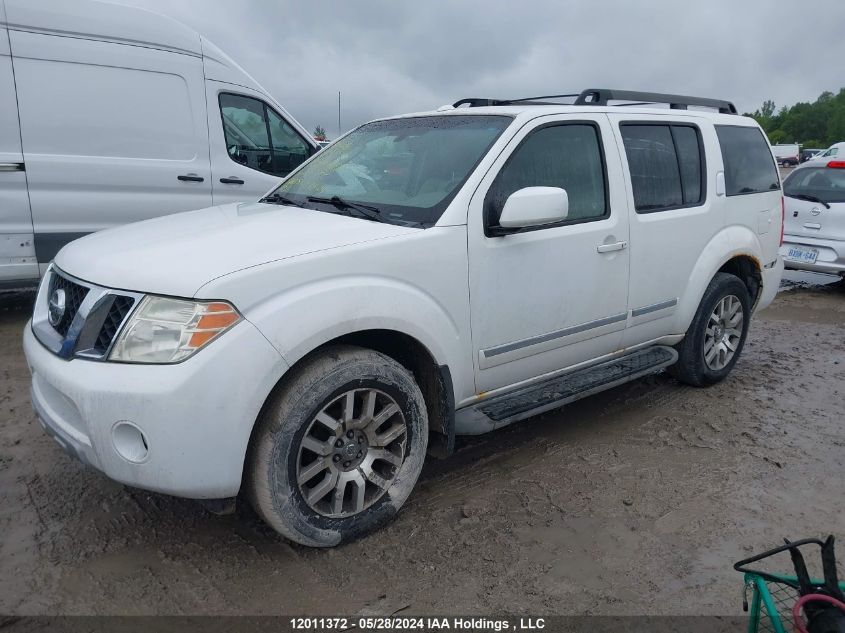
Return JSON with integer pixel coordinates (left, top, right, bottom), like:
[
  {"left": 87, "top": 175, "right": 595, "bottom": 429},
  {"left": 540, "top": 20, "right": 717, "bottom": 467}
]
[{"left": 109, "top": 296, "right": 241, "bottom": 364}]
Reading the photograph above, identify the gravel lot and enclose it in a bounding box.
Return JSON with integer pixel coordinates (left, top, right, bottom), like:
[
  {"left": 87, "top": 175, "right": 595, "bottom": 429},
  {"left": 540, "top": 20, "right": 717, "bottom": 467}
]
[{"left": 1, "top": 273, "right": 843, "bottom": 616}]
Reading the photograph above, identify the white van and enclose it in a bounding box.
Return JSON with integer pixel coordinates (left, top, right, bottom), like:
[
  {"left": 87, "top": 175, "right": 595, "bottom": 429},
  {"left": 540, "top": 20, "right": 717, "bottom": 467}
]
[
  {"left": 771, "top": 143, "right": 799, "bottom": 167},
  {"left": 0, "top": 0, "right": 317, "bottom": 287},
  {"left": 810, "top": 142, "right": 845, "bottom": 162}
]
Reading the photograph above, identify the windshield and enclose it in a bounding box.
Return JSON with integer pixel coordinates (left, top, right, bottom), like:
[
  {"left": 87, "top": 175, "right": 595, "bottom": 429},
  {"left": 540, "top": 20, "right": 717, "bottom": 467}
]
[
  {"left": 269, "top": 115, "right": 512, "bottom": 227},
  {"left": 784, "top": 166, "right": 845, "bottom": 204}
]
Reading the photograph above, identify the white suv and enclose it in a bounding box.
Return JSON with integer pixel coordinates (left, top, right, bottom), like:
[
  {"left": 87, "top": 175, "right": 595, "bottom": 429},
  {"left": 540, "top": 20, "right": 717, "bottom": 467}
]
[{"left": 24, "top": 89, "right": 784, "bottom": 547}]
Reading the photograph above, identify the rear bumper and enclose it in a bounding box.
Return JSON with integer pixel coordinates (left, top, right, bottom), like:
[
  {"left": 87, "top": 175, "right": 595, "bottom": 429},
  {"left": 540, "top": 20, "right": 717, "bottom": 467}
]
[
  {"left": 23, "top": 319, "right": 288, "bottom": 498},
  {"left": 780, "top": 235, "right": 845, "bottom": 275},
  {"left": 756, "top": 257, "right": 784, "bottom": 312}
]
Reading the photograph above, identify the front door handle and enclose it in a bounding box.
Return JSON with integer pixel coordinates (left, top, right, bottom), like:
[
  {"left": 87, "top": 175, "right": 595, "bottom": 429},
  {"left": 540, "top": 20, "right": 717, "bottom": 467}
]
[
  {"left": 177, "top": 174, "right": 204, "bottom": 182},
  {"left": 597, "top": 240, "right": 628, "bottom": 253},
  {"left": 219, "top": 177, "right": 245, "bottom": 185}
]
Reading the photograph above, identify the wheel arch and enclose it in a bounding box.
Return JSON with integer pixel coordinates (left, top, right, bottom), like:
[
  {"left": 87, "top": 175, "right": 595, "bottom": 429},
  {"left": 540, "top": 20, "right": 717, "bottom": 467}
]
[
  {"left": 676, "top": 225, "right": 764, "bottom": 333},
  {"left": 244, "top": 328, "right": 456, "bottom": 497}
]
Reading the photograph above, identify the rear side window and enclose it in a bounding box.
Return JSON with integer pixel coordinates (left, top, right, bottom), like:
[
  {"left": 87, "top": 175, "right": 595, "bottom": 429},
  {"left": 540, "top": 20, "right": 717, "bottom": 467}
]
[
  {"left": 784, "top": 166, "right": 845, "bottom": 204},
  {"left": 715, "top": 125, "right": 780, "bottom": 196},
  {"left": 620, "top": 123, "right": 705, "bottom": 213}
]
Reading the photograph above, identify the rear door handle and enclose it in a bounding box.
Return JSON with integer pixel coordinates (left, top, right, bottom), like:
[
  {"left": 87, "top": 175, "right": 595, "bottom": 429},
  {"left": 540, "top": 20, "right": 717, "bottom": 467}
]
[
  {"left": 0, "top": 162, "right": 24, "bottom": 172},
  {"left": 219, "top": 177, "right": 245, "bottom": 185},
  {"left": 803, "top": 223, "right": 821, "bottom": 230},
  {"left": 597, "top": 240, "right": 628, "bottom": 253},
  {"left": 177, "top": 174, "right": 204, "bottom": 182}
]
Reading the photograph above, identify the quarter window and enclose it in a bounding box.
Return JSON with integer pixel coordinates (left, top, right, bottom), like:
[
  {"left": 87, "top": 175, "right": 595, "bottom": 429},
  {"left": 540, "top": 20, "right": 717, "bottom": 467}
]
[
  {"left": 219, "top": 93, "right": 311, "bottom": 177},
  {"left": 620, "top": 123, "right": 705, "bottom": 213},
  {"left": 486, "top": 123, "right": 608, "bottom": 230},
  {"left": 714, "top": 125, "right": 780, "bottom": 196}
]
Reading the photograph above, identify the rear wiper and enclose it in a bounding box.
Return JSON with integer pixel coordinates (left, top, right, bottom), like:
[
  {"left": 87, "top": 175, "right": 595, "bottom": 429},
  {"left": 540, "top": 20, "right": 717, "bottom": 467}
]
[
  {"left": 786, "top": 193, "right": 831, "bottom": 209},
  {"left": 306, "top": 195, "right": 383, "bottom": 222},
  {"left": 260, "top": 192, "right": 305, "bottom": 207}
]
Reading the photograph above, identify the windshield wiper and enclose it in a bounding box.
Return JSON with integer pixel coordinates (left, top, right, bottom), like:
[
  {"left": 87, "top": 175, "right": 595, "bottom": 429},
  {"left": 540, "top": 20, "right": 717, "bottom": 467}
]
[
  {"left": 786, "top": 193, "right": 831, "bottom": 209},
  {"left": 260, "top": 192, "right": 305, "bottom": 207},
  {"left": 306, "top": 195, "right": 384, "bottom": 222}
]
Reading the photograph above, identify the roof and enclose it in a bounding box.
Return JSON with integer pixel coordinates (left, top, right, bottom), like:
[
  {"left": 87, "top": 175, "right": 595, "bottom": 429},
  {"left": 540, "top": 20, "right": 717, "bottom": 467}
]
[
  {"left": 379, "top": 104, "right": 755, "bottom": 127},
  {"left": 373, "top": 89, "right": 752, "bottom": 127},
  {"left": 2, "top": 0, "right": 202, "bottom": 56}
]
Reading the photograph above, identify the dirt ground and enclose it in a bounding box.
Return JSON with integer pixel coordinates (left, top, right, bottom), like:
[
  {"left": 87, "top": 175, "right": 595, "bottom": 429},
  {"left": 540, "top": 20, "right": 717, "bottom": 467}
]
[{"left": 1, "top": 274, "right": 843, "bottom": 616}]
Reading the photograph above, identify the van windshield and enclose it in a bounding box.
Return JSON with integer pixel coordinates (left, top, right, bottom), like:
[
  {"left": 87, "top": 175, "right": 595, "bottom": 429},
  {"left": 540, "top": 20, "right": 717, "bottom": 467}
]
[{"left": 267, "top": 115, "right": 512, "bottom": 227}]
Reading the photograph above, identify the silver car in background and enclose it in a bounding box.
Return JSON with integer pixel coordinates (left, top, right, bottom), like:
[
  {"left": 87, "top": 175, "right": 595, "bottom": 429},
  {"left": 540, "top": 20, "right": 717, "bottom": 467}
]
[{"left": 781, "top": 159, "right": 845, "bottom": 276}]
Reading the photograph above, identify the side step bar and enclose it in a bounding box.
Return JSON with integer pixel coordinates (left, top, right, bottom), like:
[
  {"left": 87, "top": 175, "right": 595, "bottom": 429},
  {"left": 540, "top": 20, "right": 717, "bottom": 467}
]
[{"left": 456, "top": 346, "right": 678, "bottom": 435}]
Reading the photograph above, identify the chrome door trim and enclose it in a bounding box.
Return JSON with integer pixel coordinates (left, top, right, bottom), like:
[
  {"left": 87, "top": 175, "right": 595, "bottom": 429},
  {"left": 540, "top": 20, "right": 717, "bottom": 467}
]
[
  {"left": 631, "top": 298, "right": 678, "bottom": 317},
  {"left": 481, "top": 312, "right": 628, "bottom": 360}
]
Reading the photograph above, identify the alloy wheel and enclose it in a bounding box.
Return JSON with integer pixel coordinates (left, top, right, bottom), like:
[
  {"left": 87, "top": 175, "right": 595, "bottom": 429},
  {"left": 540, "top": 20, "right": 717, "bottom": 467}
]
[
  {"left": 296, "top": 388, "right": 407, "bottom": 518},
  {"left": 703, "top": 294, "right": 744, "bottom": 371}
]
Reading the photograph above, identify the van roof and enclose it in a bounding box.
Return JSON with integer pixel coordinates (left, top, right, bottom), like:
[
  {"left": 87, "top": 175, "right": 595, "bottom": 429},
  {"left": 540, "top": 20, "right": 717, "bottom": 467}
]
[{"left": 2, "top": 0, "right": 203, "bottom": 56}]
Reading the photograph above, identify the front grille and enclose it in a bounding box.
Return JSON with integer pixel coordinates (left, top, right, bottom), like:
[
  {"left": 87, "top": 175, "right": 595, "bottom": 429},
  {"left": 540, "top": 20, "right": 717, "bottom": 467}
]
[
  {"left": 33, "top": 267, "right": 142, "bottom": 361},
  {"left": 93, "top": 295, "right": 135, "bottom": 355},
  {"left": 48, "top": 272, "right": 89, "bottom": 336}
]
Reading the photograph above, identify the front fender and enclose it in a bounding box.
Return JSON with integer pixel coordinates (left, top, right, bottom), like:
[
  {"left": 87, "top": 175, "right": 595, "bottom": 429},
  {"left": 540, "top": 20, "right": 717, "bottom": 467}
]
[
  {"left": 242, "top": 274, "right": 471, "bottom": 400},
  {"left": 675, "top": 224, "right": 763, "bottom": 333}
]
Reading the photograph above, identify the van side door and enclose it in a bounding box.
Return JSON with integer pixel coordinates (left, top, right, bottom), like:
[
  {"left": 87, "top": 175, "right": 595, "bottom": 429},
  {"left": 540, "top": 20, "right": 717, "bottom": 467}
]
[
  {"left": 0, "top": 7, "right": 37, "bottom": 284},
  {"left": 467, "top": 114, "right": 630, "bottom": 394},
  {"left": 206, "top": 81, "right": 315, "bottom": 205},
  {"left": 9, "top": 27, "right": 212, "bottom": 264}
]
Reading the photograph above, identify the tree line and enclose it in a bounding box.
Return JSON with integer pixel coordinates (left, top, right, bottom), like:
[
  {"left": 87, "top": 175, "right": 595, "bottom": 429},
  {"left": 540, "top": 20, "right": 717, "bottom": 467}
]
[{"left": 746, "top": 88, "right": 845, "bottom": 149}]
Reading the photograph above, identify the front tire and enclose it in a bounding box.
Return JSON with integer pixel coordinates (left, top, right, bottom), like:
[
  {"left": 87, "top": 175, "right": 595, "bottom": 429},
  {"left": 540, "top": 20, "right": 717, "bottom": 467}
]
[
  {"left": 248, "top": 345, "right": 428, "bottom": 547},
  {"left": 669, "top": 273, "right": 751, "bottom": 387}
]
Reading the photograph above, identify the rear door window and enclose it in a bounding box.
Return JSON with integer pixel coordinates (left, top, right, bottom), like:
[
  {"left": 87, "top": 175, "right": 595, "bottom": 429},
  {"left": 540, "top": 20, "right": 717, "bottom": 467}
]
[
  {"left": 620, "top": 123, "right": 705, "bottom": 213},
  {"left": 714, "top": 125, "right": 780, "bottom": 196}
]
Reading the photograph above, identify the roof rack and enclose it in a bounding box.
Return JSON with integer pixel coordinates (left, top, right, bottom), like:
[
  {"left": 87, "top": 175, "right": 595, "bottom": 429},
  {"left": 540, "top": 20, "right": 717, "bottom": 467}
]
[{"left": 452, "top": 88, "right": 737, "bottom": 114}]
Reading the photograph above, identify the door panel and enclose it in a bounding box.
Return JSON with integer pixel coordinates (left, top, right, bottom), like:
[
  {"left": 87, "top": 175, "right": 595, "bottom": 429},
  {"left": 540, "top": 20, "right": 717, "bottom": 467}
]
[
  {"left": 0, "top": 17, "right": 37, "bottom": 283},
  {"left": 468, "top": 115, "right": 630, "bottom": 394},
  {"left": 207, "top": 81, "right": 314, "bottom": 205},
  {"left": 609, "top": 115, "right": 724, "bottom": 347},
  {"left": 10, "top": 30, "right": 212, "bottom": 261}
]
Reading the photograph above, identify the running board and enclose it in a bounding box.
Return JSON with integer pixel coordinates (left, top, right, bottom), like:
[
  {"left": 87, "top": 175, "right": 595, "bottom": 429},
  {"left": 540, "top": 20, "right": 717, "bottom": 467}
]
[{"left": 455, "top": 346, "right": 678, "bottom": 435}]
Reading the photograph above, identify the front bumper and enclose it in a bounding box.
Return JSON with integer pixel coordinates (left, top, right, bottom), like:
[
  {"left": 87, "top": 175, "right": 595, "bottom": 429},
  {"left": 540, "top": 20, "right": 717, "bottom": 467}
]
[
  {"left": 780, "top": 235, "right": 845, "bottom": 275},
  {"left": 23, "top": 320, "right": 288, "bottom": 498}
]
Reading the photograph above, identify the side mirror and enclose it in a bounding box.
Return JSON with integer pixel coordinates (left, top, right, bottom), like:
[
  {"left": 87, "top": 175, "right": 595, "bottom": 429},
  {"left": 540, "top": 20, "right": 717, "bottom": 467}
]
[{"left": 498, "top": 186, "right": 569, "bottom": 230}]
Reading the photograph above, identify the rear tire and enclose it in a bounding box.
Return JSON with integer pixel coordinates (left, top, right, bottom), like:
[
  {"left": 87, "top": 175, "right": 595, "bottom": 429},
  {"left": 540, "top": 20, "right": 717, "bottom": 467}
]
[
  {"left": 669, "top": 273, "right": 751, "bottom": 387},
  {"left": 248, "top": 345, "right": 428, "bottom": 547}
]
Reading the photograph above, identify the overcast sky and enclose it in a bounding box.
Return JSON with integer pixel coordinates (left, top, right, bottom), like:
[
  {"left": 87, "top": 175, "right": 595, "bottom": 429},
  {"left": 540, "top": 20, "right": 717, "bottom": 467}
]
[{"left": 119, "top": 0, "right": 845, "bottom": 139}]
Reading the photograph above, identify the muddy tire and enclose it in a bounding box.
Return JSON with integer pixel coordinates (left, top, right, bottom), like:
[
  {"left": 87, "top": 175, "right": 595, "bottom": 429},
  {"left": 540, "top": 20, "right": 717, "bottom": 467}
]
[
  {"left": 248, "top": 345, "right": 428, "bottom": 547},
  {"left": 669, "top": 273, "right": 751, "bottom": 387}
]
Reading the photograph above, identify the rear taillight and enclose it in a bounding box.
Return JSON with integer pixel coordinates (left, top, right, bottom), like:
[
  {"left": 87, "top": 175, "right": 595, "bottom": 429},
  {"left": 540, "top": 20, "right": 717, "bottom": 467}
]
[
  {"left": 780, "top": 197, "right": 785, "bottom": 246},
  {"left": 827, "top": 160, "right": 845, "bottom": 169}
]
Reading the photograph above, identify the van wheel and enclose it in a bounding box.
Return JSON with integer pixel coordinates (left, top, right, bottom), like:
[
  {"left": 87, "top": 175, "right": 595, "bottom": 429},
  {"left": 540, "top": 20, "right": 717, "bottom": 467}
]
[
  {"left": 248, "top": 345, "right": 428, "bottom": 547},
  {"left": 669, "top": 273, "right": 751, "bottom": 387}
]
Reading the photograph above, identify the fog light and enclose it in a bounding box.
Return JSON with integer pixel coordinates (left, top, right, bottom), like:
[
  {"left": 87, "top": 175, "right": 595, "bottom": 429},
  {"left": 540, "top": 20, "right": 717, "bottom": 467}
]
[{"left": 112, "top": 422, "right": 149, "bottom": 463}]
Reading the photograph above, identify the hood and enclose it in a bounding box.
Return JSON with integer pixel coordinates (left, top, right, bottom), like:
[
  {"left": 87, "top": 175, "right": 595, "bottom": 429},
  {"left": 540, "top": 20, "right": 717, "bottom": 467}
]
[{"left": 55, "top": 202, "right": 418, "bottom": 296}]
